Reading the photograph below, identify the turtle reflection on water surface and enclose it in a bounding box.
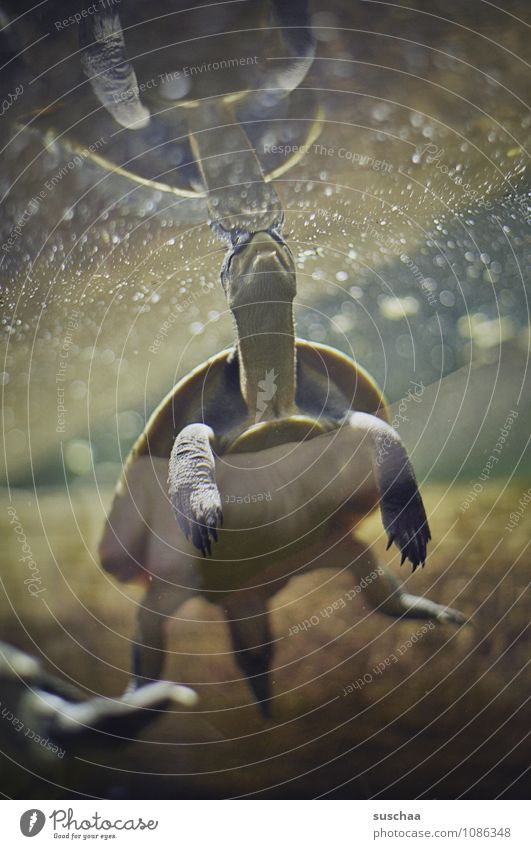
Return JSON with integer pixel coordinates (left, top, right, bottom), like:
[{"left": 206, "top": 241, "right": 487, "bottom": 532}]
[{"left": 100, "top": 230, "right": 465, "bottom": 717}]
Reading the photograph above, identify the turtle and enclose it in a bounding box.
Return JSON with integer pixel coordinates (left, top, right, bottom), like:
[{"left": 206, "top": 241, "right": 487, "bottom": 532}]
[{"left": 100, "top": 223, "right": 466, "bottom": 716}]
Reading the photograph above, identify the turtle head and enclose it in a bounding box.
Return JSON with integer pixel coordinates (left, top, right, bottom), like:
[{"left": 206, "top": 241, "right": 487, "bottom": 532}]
[{"left": 221, "top": 230, "right": 297, "bottom": 419}]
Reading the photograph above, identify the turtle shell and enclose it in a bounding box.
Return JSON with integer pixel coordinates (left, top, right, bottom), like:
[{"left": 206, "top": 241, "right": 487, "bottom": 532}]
[{"left": 127, "top": 340, "right": 389, "bottom": 469}]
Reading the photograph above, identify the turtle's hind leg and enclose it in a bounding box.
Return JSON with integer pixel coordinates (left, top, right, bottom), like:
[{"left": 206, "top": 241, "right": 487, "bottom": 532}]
[{"left": 223, "top": 591, "right": 274, "bottom": 718}]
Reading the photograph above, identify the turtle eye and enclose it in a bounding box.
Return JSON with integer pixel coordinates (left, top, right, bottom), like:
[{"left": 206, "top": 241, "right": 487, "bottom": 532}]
[{"left": 79, "top": 11, "right": 150, "bottom": 130}]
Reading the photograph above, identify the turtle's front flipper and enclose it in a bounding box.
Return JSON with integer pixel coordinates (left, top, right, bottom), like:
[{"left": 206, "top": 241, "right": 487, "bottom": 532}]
[
  {"left": 224, "top": 592, "right": 274, "bottom": 718},
  {"left": 168, "top": 423, "right": 223, "bottom": 557},
  {"left": 346, "top": 412, "right": 431, "bottom": 572}
]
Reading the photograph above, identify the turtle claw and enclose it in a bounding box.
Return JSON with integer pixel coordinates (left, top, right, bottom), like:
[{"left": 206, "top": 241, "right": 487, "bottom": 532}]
[{"left": 382, "top": 490, "right": 431, "bottom": 572}]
